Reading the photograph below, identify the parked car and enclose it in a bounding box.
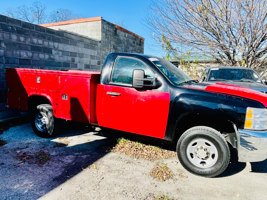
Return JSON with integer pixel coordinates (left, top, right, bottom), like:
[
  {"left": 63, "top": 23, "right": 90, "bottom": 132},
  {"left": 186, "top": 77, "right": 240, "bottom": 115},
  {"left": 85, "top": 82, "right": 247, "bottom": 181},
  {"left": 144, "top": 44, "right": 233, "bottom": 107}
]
[{"left": 201, "top": 66, "right": 267, "bottom": 93}]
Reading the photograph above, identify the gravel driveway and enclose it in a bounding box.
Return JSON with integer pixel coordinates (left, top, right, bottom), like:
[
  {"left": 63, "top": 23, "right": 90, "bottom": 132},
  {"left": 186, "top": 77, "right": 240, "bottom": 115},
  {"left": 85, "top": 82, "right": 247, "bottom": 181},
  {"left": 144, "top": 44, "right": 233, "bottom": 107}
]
[{"left": 0, "top": 122, "right": 267, "bottom": 200}]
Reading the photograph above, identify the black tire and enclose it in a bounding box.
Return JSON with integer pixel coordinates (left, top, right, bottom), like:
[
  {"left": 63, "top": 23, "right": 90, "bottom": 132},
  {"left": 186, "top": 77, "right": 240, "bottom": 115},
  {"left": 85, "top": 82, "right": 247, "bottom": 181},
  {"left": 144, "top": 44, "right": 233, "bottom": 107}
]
[
  {"left": 31, "top": 104, "right": 57, "bottom": 138},
  {"left": 176, "top": 126, "right": 230, "bottom": 177}
]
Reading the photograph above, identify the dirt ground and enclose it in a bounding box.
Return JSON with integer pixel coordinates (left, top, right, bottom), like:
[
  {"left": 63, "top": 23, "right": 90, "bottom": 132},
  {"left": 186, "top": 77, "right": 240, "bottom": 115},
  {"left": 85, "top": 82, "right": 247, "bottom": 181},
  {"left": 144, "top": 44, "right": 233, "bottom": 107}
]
[{"left": 0, "top": 122, "right": 267, "bottom": 200}]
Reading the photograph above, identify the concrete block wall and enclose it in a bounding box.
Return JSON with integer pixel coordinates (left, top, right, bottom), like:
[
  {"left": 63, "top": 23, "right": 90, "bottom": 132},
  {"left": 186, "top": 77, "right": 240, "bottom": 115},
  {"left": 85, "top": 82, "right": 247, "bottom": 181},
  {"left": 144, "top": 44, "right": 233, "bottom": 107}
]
[
  {"left": 100, "top": 20, "right": 144, "bottom": 61},
  {"left": 0, "top": 15, "right": 144, "bottom": 111},
  {"left": 46, "top": 17, "right": 144, "bottom": 66}
]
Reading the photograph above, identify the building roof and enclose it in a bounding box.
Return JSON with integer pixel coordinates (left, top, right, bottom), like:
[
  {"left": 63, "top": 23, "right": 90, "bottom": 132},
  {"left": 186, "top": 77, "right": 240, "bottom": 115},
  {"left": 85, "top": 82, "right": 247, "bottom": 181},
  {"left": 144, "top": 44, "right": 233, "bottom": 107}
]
[
  {"left": 40, "top": 17, "right": 144, "bottom": 40},
  {"left": 40, "top": 17, "right": 102, "bottom": 27}
]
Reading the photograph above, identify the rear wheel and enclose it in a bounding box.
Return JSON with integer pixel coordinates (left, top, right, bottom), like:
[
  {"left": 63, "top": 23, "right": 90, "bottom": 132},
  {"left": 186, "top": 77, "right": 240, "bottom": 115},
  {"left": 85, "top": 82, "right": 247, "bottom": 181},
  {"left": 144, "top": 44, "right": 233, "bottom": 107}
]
[
  {"left": 32, "top": 104, "right": 57, "bottom": 138},
  {"left": 176, "top": 126, "right": 230, "bottom": 177}
]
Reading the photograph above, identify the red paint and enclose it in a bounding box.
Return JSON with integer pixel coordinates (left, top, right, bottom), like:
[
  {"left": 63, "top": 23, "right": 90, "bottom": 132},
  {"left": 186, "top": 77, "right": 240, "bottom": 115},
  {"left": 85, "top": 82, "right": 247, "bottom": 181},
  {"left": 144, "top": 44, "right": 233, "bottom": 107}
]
[
  {"left": 205, "top": 83, "right": 267, "bottom": 107},
  {"left": 5, "top": 68, "right": 28, "bottom": 110},
  {"left": 6, "top": 68, "right": 100, "bottom": 124},
  {"left": 96, "top": 84, "right": 170, "bottom": 139},
  {"left": 6, "top": 68, "right": 170, "bottom": 138},
  {"left": 58, "top": 75, "right": 99, "bottom": 123}
]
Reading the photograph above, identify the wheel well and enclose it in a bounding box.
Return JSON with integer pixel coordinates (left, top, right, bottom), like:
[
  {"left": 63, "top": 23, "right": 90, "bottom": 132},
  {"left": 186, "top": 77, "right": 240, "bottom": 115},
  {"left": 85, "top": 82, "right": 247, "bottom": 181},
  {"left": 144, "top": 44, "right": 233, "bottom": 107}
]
[
  {"left": 174, "top": 114, "right": 235, "bottom": 142},
  {"left": 28, "top": 95, "right": 51, "bottom": 112}
]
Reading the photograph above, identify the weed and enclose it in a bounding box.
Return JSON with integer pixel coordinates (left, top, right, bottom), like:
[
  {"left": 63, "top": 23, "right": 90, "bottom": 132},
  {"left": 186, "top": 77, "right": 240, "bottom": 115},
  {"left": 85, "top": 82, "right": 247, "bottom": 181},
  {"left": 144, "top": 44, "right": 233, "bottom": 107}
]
[
  {"left": 112, "top": 138, "right": 176, "bottom": 161},
  {"left": 135, "top": 142, "right": 143, "bottom": 148},
  {"left": 117, "top": 138, "right": 129, "bottom": 144},
  {"left": 155, "top": 195, "right": 173, "bottom": 200},
  {"left": 90, "top": 164, "right": 98, "bottom": 170},
  {"left": 153, "top": 146, "right": 161, "bottom": 151},
  {"left": 17, "top": 152, "right": 33, "bottom": 162},
  {"left": 150, "top": 163, "right": 174, "bottom": 181},
  {"left": 35, "top": 151, "right": 50, "bottom": 165},
  {"left": 177, "top": 168, "right": 188, "bottom": 178},
  {"left": 17, "top": 150, "right": 50, "bottom": 165}
]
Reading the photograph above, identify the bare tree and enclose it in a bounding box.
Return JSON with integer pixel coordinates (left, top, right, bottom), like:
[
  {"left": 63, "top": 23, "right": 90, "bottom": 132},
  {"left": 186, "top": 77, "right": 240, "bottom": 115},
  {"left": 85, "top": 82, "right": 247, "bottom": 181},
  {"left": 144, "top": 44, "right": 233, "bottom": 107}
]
[
  {"left": 149, "top": 0, "right": 267, "bottom": 69},
  {"left": 50, "top": 9, "right": 72, "bottom": 22},
  {"left": 17, "top": 5, "right": 34, "bottom": 23},
  {"left": 4, "top": 1, "right": 82, "bottom": 24},
  {"left": 49, "top": 9, "right": 81, "bottom": 22},
  {"left": 4, "top": 1, "right": 46, "bottom": 24},
  {"left": 31, "top": 1, "right": 47, "bottom": 24},
  {"left": 4, "top": 8, "right": 16, "bottom": 19}
]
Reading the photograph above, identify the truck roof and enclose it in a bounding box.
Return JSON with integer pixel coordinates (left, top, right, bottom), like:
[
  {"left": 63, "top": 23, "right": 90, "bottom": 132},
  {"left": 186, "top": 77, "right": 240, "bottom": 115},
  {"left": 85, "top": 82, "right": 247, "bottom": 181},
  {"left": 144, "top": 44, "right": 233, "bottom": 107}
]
[
  {"left": 207, "top": 66, "right": 251, "bottom": 70},
  {"left": 111, "top": 52, "right": 160, "bottom": 60}
]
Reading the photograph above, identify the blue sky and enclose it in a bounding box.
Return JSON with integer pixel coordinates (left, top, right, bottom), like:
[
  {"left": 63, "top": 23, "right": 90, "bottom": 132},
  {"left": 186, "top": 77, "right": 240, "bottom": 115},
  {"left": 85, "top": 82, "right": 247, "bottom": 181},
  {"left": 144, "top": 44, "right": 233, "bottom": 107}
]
[{"left": 0, "top": 0, "right": 163, "bottom": 57}]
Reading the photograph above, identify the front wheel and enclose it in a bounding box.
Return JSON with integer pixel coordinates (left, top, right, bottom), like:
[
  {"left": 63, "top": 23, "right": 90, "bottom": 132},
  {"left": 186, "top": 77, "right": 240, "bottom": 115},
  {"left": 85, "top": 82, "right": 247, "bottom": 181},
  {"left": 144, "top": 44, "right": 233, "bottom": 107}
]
[
  {"left": 32, "top": 104, "right": 57, "bottom": 138},
  {"left": 176, "top": 126, "right": 230, "bottom": 177}
]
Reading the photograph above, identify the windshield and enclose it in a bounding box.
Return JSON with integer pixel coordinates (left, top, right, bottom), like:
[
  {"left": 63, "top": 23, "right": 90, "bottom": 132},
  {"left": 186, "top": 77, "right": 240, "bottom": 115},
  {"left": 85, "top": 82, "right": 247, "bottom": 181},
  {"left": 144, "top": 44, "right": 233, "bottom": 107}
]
[
  {"left": 150, "top": 58, "right": 192, "bottom": 86},
  {"left": 208, "top": 68, "right": 262, "bottom": 83}
]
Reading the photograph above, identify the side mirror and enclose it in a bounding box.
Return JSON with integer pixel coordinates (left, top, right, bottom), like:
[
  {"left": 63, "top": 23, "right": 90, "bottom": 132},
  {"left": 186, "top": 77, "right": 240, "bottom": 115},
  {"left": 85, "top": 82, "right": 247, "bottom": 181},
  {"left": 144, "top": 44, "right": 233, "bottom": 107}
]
[
  {"left": 133, "top": 69, "right": 145, "bottom": 88},
  {"left": 133, "top": 69, "right": 162, "bottom": 89},
  {"left": 262, "top": 80, "right": 267, "bottom": 85}
]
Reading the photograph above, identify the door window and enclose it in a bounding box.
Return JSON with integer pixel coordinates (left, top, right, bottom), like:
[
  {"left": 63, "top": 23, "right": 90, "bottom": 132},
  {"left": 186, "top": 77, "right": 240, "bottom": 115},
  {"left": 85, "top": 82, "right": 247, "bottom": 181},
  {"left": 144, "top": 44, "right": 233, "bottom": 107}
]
[{"left": 111, "top": 56, "right": 154, "bottom": 85}]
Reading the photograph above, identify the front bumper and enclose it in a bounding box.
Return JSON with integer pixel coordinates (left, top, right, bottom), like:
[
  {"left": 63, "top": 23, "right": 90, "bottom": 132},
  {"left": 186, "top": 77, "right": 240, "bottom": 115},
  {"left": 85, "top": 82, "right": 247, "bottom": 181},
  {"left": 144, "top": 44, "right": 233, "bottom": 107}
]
[{"left": 236, "top": 129, "right": 267, "bottom": 162}]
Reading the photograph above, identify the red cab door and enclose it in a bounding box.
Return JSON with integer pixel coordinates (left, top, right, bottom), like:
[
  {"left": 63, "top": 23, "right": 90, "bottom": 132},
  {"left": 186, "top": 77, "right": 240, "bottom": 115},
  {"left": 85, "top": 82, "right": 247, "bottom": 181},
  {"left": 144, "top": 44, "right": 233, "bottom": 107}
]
[{"left": 96, "top": 56, "right": 170, "bottom": 139}]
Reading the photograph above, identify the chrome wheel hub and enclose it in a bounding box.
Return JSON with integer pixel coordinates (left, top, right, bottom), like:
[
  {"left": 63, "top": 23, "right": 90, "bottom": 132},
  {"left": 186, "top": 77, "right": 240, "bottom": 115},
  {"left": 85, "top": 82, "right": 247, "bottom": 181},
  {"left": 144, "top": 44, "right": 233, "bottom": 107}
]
[{"left": 35, "top": 112, "right": 48, "bottom": 132}]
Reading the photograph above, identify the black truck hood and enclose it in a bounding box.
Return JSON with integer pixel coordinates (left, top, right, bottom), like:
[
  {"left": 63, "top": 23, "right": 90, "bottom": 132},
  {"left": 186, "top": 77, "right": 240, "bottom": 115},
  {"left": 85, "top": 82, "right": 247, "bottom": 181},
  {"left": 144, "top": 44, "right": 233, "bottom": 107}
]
[
  {"left": 204, "top": 81, "right": 267, "bottom": 93},
  {"left": 184, "top": 82, "right": 267, "bottom": 107}
]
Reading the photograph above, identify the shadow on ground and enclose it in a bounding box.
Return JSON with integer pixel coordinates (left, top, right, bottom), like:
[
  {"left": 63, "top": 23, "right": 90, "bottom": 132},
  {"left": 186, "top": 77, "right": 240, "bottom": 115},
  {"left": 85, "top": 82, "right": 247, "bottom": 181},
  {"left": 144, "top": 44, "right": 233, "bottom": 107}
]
[
  {"left": 0, "top": 121, "right": 119, "bottom": 199},
  {"left": 251, "top": 159, "right": 267, "bottom": 173},
  {"left": 218, "top": 148, "right": 247, "bottom": 178},
  {"left": 1, "top": 120, "right": 176, "bottom": 199}
]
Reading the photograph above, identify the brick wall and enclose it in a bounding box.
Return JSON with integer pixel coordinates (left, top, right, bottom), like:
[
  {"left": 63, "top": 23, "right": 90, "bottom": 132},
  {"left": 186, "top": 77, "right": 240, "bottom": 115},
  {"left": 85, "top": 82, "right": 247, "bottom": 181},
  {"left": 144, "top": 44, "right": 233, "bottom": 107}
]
[{"left": 0, "top": 15, "right": 144, "bottom": 111}]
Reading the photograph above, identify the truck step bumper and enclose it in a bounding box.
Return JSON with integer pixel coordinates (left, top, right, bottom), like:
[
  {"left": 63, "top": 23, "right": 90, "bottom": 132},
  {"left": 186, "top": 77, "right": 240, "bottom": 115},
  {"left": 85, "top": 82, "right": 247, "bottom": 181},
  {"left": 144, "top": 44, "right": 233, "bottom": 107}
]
[{"left": 237, "top": 129, "right": 267, "bottom": 162}]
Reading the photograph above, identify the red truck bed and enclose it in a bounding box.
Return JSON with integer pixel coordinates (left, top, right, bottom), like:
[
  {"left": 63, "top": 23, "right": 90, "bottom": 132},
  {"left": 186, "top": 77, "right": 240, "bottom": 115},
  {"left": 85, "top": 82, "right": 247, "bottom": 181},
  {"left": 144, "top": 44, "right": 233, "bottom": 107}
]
[{"left": 6, "top": 68, "right": 100, "bottom": 124}]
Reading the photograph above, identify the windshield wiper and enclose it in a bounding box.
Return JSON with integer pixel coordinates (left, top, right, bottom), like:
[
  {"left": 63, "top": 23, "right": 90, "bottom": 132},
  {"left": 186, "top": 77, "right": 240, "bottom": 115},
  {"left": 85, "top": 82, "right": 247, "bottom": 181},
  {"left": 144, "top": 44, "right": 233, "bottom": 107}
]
[
  {"left": 235, "top": 79, "right": 255, "bottom": 82},
  {"left": 208, "top": 79, "right": 228, "bottom": 81},
  {"left": 179, "top": 80, "right": 199, "bottom": 85}
]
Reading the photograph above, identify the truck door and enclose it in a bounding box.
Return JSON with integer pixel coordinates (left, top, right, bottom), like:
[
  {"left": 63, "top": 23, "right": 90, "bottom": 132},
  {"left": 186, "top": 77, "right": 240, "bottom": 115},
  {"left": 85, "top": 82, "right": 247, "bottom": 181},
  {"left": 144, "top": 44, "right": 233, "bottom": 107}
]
[{"left": 96, "top": 56, "right": 170, "bottom": 139}]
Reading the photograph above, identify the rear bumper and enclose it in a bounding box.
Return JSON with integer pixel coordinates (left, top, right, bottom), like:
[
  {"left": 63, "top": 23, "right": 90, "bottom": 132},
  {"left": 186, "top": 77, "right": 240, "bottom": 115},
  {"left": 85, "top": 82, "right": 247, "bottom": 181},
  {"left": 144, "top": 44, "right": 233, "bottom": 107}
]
[{"left": 237, "top": 129, "right": 267, "bottom": 162}]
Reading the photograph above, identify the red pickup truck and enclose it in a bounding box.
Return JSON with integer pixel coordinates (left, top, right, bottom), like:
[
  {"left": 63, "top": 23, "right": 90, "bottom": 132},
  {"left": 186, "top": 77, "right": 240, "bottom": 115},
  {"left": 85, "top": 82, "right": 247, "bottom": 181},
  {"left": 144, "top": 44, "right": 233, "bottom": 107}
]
[{"left": 5, "top": 53, "right": 267, "bottom": 177}]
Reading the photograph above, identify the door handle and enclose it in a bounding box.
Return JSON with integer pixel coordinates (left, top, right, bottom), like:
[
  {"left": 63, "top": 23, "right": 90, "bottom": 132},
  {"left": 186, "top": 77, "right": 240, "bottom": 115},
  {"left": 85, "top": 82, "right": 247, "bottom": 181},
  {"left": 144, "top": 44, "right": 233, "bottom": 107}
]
[{"left": 107, "top": 92, "right": 121, "bottom": 96}]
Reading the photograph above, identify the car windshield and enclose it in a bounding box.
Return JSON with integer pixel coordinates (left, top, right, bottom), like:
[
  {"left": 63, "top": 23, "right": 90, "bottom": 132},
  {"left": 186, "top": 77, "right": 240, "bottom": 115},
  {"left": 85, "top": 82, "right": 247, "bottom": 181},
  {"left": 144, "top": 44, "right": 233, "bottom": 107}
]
[
  {"left": 208, "top": 68, "right": 261, "bottom": 83},
  {"left": 150, "top": 57, "right": 192, "bottom": 86}
]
